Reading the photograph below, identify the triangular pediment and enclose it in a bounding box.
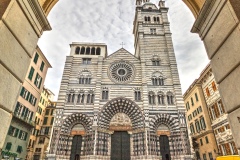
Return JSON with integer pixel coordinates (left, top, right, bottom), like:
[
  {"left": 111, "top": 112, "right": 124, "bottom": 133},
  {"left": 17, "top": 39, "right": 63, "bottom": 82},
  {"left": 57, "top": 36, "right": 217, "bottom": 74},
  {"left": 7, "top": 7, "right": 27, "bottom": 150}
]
[{"left": 105, "top": 48, "right": 139, "bottom": 61}]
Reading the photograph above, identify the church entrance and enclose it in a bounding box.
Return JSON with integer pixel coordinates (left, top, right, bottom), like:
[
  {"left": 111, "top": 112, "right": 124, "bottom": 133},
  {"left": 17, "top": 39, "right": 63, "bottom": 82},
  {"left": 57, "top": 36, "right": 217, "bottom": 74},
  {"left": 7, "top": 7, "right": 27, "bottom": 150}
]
[
  {"left": 159, "top": 135, "right": 171, "bottom": 160},
  {"left": 111, "top": 131, "right": 130, "bottom": 160},
  {"left": 70, "top": 135, "right": 82, "bottom": 160}
]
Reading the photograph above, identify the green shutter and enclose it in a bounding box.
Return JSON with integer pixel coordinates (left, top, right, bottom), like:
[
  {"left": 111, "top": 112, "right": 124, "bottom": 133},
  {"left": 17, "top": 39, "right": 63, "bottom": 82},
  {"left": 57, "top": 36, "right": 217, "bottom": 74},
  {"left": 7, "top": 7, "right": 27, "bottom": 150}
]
[
  {"left": 34, "top": 73, "right": 38, "bottom": 85},
  {"left": 33, "top": 97, "right": 37, "bottom": 106},
  {"left": 40, "top": 61, "right": 45, "bottom": 71},
  {"left": 5, "top": 142, "right": 12, "bottom": 150},
  {"left": 30, "top": 112, "right": 33, "bottom": 121},
  {"left": 33, "top": 53, "right": 39, "bottom": 64},
  {"left": 51, "top": 117, "right": 54, "bottom": 125},
  {"left": 18, "top": 130, "right": 22, "bottom": 139},
  {"left": 24, "top": 132, "right": 28, "bottom": 141},
  {"left": 8, "top": 126, "right": 13, "bottom": 135},
  {"left": 28, "top": 67, "right": 35, "bottom": 80},
  {"left": 38, "top": 77, "right": 42, "bottom": 88},
  {"left": 26, "top": 92, "right": 30, "bottom": 100},
  {"left": 14, "top": 128, "right": 19, "bottom": 137},
  {"left": 20, "top": 87, "right": 25, "bottom": 96}
]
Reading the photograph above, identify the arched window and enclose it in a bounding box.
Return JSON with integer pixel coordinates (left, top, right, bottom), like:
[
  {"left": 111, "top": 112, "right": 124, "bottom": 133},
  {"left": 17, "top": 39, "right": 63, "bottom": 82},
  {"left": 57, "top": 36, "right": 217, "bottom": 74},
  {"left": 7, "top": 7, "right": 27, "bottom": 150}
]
[
  {"left": 71, "top": 94, "right": 75, "bottom": 103},
  {"left": 86, "top": 47, "right": 90, "bottom": 55},
  {"left": 157, "top": 17, "right": 160, "bottom": 22},
  {"left": 96, "top": 47, "right": 101, "bottom": 55},
  {"left": 148, "top": 16, "right": 150, "bottom": 22},
  {"left": 91, "top": 47, "right": 95, "bottom": 55},
  {"left": 86, "top": 92, "right": 94, "bottom": 104},
  {"left": 148, "top": 91, "right": 155, "bottom": 105},
  {"left": 81, "top": 94, "right": 85, "bottom": 103},
  {"left": 77, "top": 94, "right": 81, "bottom": 103},
  {"left": 158, "top": 92, "right": 165, "bottom": 105},
  {"left": 167, "top": 92, "right": 174, "bottom": 105},
  {"left": 67, "top": 94, "right": 71, "bottom": 103},
  {"left": 152, "top": 77, "right": 164, "bottom": 86},
  {"left": 134, "top": 91, "right": 141, "bottom": 101},
  {"left": 145, "top": 16, "right": 148, "bottom": 21},
  {"left": 152, "top": 60, "right": 160, "bottom": 66},
  {"left": 80, "top": 47, "right": 85, "bottom": 54},
  {"left": 154, "top": 17, "right": 157, "bottom": 22},
  {"left": 102, "top": 88, "right": 109, "bottom": 100},
  {"left": 75, "top": 47, "right": 80, "bottom": 54}
]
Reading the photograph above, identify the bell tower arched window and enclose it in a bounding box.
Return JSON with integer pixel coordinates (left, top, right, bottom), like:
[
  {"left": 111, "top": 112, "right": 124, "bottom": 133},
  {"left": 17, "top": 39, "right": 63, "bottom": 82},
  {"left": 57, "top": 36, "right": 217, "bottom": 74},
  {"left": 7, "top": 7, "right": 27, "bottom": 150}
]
[
  {"left": 91, "top": 47, "right": 95, "bottom": 55},
  {"left": 80, "top": 47, "right": 85, "bottom": 54},
  {"left": 102, "top": 88, "right": 109, "bottom": 100},
  {"left": 158, "top": 92, "right": 165, "bottom": 105},
  {"left": 134, "top": 90, "right": 141, "bottom": 101},
  {"left": 148, "top": 91, "right": 155, "bottom": 105},
  {"left": 167, "top": 92, "right": 174, "bottom": 105},
  {"left": 96, "top": 47, "right": 101, "bottom": 55},
  {"left": 86, "top": 47, "right": 90, "bottom": 55},
  {"left": 75, "top": 47, "right": 80, "bottom": 54}
]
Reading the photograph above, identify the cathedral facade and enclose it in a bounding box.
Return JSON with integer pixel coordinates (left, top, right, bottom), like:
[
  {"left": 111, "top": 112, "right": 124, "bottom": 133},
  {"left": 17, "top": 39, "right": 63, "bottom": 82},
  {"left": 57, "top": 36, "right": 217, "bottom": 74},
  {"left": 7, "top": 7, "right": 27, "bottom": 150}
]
[{"left": 48, "top": 1, "right": 190, "bottom": 160}]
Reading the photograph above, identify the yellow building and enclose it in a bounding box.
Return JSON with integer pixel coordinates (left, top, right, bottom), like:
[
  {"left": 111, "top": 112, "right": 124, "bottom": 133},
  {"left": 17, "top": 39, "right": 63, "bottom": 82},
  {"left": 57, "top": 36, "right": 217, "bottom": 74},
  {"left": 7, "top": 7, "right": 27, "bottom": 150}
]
[
  {"left": 28, "top": 87, "right": 54, "bottom": 160},
  {"left": 184, "top": 78, "right": 218, "bottom": 160},
  {"left": 33, "top": 100, "right": 56, "bottom": 160}
]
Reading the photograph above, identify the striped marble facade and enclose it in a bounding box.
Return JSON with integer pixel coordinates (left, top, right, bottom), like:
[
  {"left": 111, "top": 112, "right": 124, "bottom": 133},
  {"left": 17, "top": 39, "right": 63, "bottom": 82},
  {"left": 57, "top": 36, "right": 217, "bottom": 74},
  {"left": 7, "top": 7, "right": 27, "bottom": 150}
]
[{"left": 47, "top": 1, "right": 191, "bottom": 160}]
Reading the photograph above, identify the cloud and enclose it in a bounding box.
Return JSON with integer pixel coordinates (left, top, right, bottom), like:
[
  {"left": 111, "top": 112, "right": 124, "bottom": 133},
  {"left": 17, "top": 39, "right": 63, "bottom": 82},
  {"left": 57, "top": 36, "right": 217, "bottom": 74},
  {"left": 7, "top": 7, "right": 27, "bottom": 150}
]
[{"left": 38, "top": 0, "right": 209, "bottom": 99}]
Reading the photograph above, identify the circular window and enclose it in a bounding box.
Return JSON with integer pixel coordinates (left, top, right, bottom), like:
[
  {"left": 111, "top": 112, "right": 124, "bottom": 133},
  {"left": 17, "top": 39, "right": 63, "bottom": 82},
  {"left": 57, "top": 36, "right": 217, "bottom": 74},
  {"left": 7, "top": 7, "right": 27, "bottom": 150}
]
[{"left": 108, "top": 61, "right": 135, "bottom": 83}]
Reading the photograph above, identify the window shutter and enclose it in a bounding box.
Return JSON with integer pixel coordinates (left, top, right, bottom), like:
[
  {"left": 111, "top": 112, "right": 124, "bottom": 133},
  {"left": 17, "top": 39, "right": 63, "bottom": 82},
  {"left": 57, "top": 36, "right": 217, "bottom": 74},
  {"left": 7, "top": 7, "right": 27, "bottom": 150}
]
[
  {"left": 14, "top": 128, "right": 19, "bottom": 137},
  {"left": 8, "top": 126, "right": 13, "bottom": 135},
  {"left": 24, "top": 132, "right": 28, "bottom": 141},
  {"left": 5, "top": 142, "right": 12, "bottom": 150},
  {"left": 18, "top": 130, "right": 23, "bottom": 139},
  {"left": 20, "top": 87, "right": 25, "bottom": 96},
  {"left": 208, "top": 108, "right": 213, "bottom": 120},
  {"left": 34, "top": 73, "right": 38, "bottom": 85},
  {"left": 26, "top": 92, "right": 30, "bottom": 100},
  {"left": 38, "top": 77, "right": 42, "bottom": 88},
  {"left": 214, "top": 103, "right": 220, "bottom": 118}
]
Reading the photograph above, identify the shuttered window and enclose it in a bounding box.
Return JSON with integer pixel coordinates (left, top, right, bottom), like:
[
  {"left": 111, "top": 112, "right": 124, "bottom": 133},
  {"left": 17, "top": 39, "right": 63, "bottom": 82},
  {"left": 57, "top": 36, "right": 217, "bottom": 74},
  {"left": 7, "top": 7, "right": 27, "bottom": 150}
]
[{"left": 28, "top": 67, "right": 35, "bottom": 80}]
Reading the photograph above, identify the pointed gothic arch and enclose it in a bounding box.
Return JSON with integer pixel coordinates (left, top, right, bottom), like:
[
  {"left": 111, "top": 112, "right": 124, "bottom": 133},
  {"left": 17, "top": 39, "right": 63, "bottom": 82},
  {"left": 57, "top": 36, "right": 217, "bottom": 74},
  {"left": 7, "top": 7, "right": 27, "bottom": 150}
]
[
  {"left": 61, "top": 113, "right": 92, "bottom": 134},
  {"left": 98, "top": 97, "right": 144, "bottom": 130}
]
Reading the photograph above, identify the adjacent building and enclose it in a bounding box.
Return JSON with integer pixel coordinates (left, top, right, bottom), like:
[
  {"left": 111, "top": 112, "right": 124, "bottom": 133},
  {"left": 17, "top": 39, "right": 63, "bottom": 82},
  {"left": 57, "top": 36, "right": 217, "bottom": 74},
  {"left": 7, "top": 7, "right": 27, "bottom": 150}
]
[
  {"left": 184, "top": 64, "right": 239, "bottom": 160},
  {"left": 199, "top": 65, "right": 238, "bottom": 156},
  {"left": 184, "top": 79, "right": 218, "bottom": 160},
  {"left": 1, "top": 47, "right": 51, "bottom": 160},
  {"left": 33, "top": 100, "right": 56, "bottom": 160},
  {"left": 47, "top": 1, "right": 191, "bottom": 160}
]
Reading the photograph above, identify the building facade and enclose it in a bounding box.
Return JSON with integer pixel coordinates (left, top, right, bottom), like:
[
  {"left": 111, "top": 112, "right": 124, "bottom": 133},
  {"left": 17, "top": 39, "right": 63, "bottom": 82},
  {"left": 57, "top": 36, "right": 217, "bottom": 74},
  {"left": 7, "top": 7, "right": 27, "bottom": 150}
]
[
  {"left": 199, "top": 65, "right": 238, "bottom": 156},
  {"left": 47, "top": 1, "right": 190, "bottom": 160},
  {"left": 2, "top": 47, "right": 51, "bottom": 160},
  {"left": 33, "top": 100, "right": 56, "bottom": 160},
  {"left": 183, "top": 80, "right": 218, "bottom": 160}
]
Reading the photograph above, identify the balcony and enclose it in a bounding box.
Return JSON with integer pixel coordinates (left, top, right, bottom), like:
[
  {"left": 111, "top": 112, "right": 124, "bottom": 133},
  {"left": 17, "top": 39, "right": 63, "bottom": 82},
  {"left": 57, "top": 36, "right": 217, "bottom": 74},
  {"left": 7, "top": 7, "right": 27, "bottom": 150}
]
[
  {"left": 215, "top": 129, "right": 233, "bottom": 143},
  {"left": 13, "top": 112, "right": 36, "bottom": 127},
  {"left": 211, "top": 114, "right": 228, "bottom": 127}
]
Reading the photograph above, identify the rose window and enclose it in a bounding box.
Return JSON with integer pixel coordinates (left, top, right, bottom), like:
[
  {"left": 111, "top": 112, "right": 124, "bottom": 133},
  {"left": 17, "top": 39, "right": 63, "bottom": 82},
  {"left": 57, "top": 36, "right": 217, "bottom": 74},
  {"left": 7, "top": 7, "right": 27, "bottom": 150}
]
[{"left": 108, "top": 61, "right": 135, "bottom": 83}]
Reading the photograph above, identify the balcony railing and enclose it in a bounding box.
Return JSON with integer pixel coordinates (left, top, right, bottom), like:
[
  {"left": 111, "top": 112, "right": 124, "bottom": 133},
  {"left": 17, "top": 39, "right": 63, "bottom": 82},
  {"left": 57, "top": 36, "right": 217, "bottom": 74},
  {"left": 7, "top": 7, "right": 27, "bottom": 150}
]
[
  {"left": 215, "top": 129, "right": 233, "bottom": 143},
  {"left": 13, "top": 112, "right": 36, "bottom": 127}
]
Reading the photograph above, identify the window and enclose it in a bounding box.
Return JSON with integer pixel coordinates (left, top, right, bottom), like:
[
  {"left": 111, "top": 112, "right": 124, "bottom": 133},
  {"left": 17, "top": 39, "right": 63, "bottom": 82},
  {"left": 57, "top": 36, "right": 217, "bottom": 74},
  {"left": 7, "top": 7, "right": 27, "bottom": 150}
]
[
  {"left": 8, "top": 126, "right": 19, "bottom": 137},
  {"left": 5, "top": 142, "right": 12, "bottom": 150},
  {"left": 79, "top": 77, "right": 91, "bottom": 84},
  {"left": 190, "top": 123, "right": 195, "bottom": 134},
  {"left": 71, "top": 94, "right": 75, "bottom": 102},
  {"left": 75, "top": 47, "right": 80, "bottom": 54},
  {"left": 96, "top": 47, "right": 101, "bottom": 55},
  {"left": 50, "top": 117, "right": 54, "bottom": 125},
  {"left": 206, "top": 87, "right": 210, "bottom": 97},
  {"left": 16, "top": 146, "right": 22, "bottom": 153},
  {"left": 134, "top": 91, "right": 141, "bottom": 101},
  {"left": 203, "top": 153, "right": 207, "bottom": 160},
  {"left": 91, "top": 47, "right": 96, "bottom": 55},
  {"left": 191, "top": 97, "right": 194, "bottom": 106},
  {"left": 33, "top": 53, "right": 39, "bottom": 64},
  {"left": 167, "top": 92, "right": 174, "bottom": 105},
  {"left": 35, "top": 148, "right": 42, "bottom": 152},
  {"left": 152, "top": 78, "right": 164, "bottom": 86},
  {"left": 51, "top": 109, "right": 54, "bottom": 115},
  {"left": 28, "top": 67, "right": 35, "bottom": 80},
  {"left": 217, "top": 100, "right": 224, "bottom": 115},
  {"left": 212, "top": 81, "right": 217, "bottom": 91},
  {"left": 45, "top": 109, "right": 49, "bottom": 115},
  {"left": 86, "top": 93, "right": 94, "bottom": 104},
  {"left": 152, "top": 60, "right": 160, "bottom": 66},
  {"left": 195, "top": 120, "right": 200, "bottom": 132},
  {"left": 38, "top": 137, "right": 45, "bottom": 144},
  {"left": 186, "top": 102, "right": 190, "bottom": 111},
  {"left": 209, "top": 152, "right": 213, "bottom": 160},
  {"left": 148, "top": 91, "right": 155, "bottom": 105},
  {"left": 205, "top": 136, "right": 209, "bottom": 144},
  {"left": 40, "top": 61, "right": 45, "bottom": 71},
  {"left": 43, "top": 117, "right": 48, "bottom": 125},
  {"left": 80, "top": 47, "right": 85, "bottom": 54},
  {"left": 67, "top": 94, "right": 71, "bottom": 103},
  {"left": 229, "top": 142, "right": 236, "bottom": 155},
  {"left": 34, "top": 73, "right": 42, "bottom": 88},
  {"left": 195, "top": 93, "right": 198, "bottom": 101},
  {"left": 86, "top": 47, "right": 90, "bottom": 54},
  {"left": 150, "top": 28, "right": 156, "bottom": 34},
  {"left": 18, "top": 131, "right": 28, "bottom": 140},
  {"left": 102, "top": 88, "right": 109, "bottom": 100},
  {"left": 158, "top": 93, "right": 164, "bottom": 105},
  {"left": 200, "top": 117, "right": 206, "bottom": 130},
  {"left": 82, "top": 58, "right": 91, "bottom": 64},
  {"left": 221, "top": 145, "right": 227, "bottom": 155},
  {"left": 200, "top": 139, "right": 203, "bottom": 146}
]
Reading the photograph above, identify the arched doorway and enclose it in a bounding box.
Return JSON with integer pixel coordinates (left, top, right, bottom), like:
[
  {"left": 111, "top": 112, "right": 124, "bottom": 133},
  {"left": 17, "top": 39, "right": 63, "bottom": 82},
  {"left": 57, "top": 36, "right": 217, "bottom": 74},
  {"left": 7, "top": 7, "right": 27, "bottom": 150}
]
[
  {"left": 98, "top": 97, "right": 145, "bottom": 159},
  {"left": 70, "top": 124, "right": 85, "bottom": 160},
  {"left": 110, "top": 113, "right": 132, "bottom": 160}
]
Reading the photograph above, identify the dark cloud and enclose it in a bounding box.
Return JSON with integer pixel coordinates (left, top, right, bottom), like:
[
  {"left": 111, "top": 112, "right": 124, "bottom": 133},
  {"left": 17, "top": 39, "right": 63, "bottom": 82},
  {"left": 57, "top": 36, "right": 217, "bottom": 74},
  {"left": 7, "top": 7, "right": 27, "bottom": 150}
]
[{"left": 38, "top": 0, "right": 209, "bottom": 99}]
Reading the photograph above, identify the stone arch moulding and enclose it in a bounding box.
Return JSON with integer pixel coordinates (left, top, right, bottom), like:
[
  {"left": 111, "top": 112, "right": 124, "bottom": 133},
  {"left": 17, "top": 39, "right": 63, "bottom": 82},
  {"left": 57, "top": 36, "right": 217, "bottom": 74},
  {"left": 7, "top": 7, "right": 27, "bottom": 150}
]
[
  {"left": 98, "top": 97, "right": 145, "bottom": 130},
  {"left": 61, "top": 113, "right": 92, "bottom": 134},
  {"left": 150, "top": 113, "right": 179, "bottom": 133}
]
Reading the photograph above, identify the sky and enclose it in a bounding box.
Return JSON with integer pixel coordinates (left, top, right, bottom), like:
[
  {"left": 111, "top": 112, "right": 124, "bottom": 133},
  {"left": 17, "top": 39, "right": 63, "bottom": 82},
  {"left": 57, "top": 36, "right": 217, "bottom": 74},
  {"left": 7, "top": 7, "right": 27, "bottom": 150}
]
[{"left": 38, "top": 0, "right": 209, "bottom": 100}]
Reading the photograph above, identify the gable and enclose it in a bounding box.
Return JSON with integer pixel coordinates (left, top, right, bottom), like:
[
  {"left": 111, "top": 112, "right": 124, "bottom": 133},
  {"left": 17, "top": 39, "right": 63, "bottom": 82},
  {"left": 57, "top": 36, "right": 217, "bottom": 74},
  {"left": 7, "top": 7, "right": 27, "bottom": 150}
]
[{"left": 105, "top": 48, "right": 139, "bottom": 62}]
